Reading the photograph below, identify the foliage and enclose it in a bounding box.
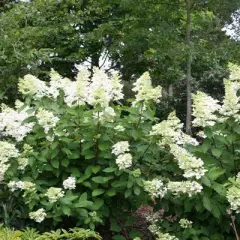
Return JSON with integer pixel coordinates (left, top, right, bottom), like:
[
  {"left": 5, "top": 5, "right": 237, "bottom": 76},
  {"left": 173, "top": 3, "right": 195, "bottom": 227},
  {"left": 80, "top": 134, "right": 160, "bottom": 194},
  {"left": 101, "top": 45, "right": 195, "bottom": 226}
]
[
  {"left": 0, "top": 67, "right": 208, "bottom": 239},
  {"left": 0, "top": 225, "right": 102, "bottom": 240}
]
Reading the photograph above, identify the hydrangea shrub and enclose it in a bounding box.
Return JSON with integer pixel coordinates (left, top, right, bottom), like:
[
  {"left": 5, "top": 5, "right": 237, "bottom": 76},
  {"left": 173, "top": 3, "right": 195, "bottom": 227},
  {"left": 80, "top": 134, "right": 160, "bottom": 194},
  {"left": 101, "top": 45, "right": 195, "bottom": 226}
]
[{"left": 0, "top": 66, "right": 207, "bottom": 239}]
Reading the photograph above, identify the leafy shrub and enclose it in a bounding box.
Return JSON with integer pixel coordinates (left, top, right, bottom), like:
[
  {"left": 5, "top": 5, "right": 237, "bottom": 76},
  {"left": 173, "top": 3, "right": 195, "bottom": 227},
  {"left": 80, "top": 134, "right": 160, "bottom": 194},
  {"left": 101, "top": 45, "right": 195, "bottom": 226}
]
[{"left": 0, "top": 225, "right": 101, "bottom": 240}]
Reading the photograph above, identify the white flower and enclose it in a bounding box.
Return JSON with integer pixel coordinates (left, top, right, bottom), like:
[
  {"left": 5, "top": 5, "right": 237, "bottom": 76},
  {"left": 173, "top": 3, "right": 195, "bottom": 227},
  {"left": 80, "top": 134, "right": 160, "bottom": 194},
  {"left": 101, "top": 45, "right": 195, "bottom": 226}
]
[
  {"left": 227, "top": 186, "right": 240, "bottom": 213},
  {"left": 112, "top": 141, "right": 130, "bottom": 156},
  {"left": 179, "top": 218, "right": 192, "bottom": 228},
  {"left": 17, "top": 157, "right": 28, "bottom": 170},
  {"left": 150, "top": 111, "right": 198, "bottom": 147},
  {"left": 63, "top": 177, "right": 76, "bottom": 190},
  {"left": 0, "top": 141, "right": 19, "bottom": 182},
  {"left": 0, "top": 104, "right": 34, "bottom": 141},
  {"left": 144, "top": 179, "right": 167, "bottom": 198},
  {"left": 132, "top": 72, "right": 162, "bottom": 104},
  {"left": 18, "top": 74, "right": 48, "bottom": 99},
  {"left": 167, "top": 181, "right": 203, "bottom": 197},
  {"left": 36, "top": 108, "right": 59, "bottom": 134},
  {"left": 45, "top": 187, "right": 64, "bottom": 203},
  {"left": 192, "top": 91, "right": 220, "bottom": 127},
  {"left": 29, "top": 208, "right": 47, "bottom": 223},
  {"left": 115, "top": 153, "right": 132, "bottom": 170},
  {"left": 114, "top": 125, "right": 125, "bottom": 132},
  {"left": 170, "top": 144, "right": 206, "bottom": 179}
]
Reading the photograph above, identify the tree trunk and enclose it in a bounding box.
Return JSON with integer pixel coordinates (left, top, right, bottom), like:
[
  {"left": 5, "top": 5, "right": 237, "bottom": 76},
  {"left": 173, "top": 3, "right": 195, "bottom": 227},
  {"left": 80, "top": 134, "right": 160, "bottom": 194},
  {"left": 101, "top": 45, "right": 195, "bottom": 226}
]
[{"left": 185, "top": 0, "right": 192, "bottom": 135}]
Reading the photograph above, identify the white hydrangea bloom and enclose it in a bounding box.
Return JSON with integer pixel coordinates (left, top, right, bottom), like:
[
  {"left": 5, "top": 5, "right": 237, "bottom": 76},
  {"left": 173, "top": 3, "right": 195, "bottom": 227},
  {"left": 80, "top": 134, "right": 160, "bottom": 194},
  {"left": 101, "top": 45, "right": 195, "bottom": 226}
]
[
  {"left": 192, "top": 91, "right": 220, "bottom": 127},
  {"left": 150, "top": 111, "right": 198, "bottom": 146},
  {"left": 132, "top": 72, "right": 162, "bottom": 105},
  {"left": 18, "top": 74, "right": 48, "bottom": 99},
  {"left": 111, "top": 72, "right": 124, "bottom": 101},
  {"left": 114, "top": 125, "right": 125, "bottom": 132},
  {"left": 48, "top": 69, "right": 64, "bottom": 99},
  {"left": 45, "top": 187, "right": 64, "bottom": 203},
  {"left": 167, "top": 181, "right": 203, "bottom": 197},
  {"left": 156, "top": 232, "right": 178, "bottom": 240},
  {"left": 8, "top": 180, "right": 35, "bottom": 192},
  {"left": 227, "top": 186, "right": 240, "bottom": 213},
  {"left": 29, "top": 208, "right": 47, "bottom": 223},
  {"left": 219, "top": 78, "right": 240, "bottom": 120},
  {"left": 95, "top": 107, "right": 116, "bottom": 123},
  {"left": 0, "top": 141, "right": 19, "bottom": 181},
  {"left": 115, "top": 153, "right": 132, "bottom": 170},
  {"left": 179, "top": 218, "right": 193, "bottom": 228},
  {"left": 0, "top": 104, "right": 34, "bottom": 141},
  {"left": 112, "top": 141, "right": 130, "bottom": 156},
  {"left": 170, "top": 144, "right": 206, "bottom": 179},
  {"left": 144, "top": 179, "right": 167, "bottom": 198},
  {"left": 17, "top": 157, "right": 29, "bottom": 170},
  {"left": 63, "top": 177, "right": 76, "bottom": 190},
  {"left": 36, "top": 108, "right": 59, "bottom": 134}
]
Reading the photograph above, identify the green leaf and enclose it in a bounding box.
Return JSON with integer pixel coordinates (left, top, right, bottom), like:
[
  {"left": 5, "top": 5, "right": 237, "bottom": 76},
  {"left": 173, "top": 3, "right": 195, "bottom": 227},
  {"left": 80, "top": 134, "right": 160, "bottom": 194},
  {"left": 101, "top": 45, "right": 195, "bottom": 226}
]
[
  {"left": 110, "top": 220, "right": 121, "bottom": 232},
  {"left": 211, "top": 148, "right": 222, "bottom": 158},
  {"left": 92, "top": 189, "right": 105, "bottom": 197},
  {"left": 207, "top": 168, "right": 226, "bottom": 181},
  {"left": 133, "top": 186, "right": 140, "bottom": 195},
  {"left": 125, "top": 189, "right": 132, "bottom": 198},
  {"left": 103, "top": 167, "right": 117, "bottom": 173},
  {"left": 61, "top": 159, "right": 69, "bottom": 167},
  {"left": 113, "top": 236, "right": 126, "bottom": 240},
  {"left": 106, "top": 188, "right": 116, "bottom": 196},
  {"left": 92, "top": 165, "right": 101, "bottom": 174},
  {"left": 203, "top": 196, "right": 212, "bottom": 211},
  {"left": 79, "top": 192, "right": 88, "bottom": 201},
  {"left": 75, "top": 200, "right": 93, "bottom": 208},
  {"left": 62, "top": 206, "right": 71, "bottom": 216},
  {"left": 51, "top": 159, "right": 59, "bottom": 169},
  {"left": 202, "top": 176, "right": 211, "bottom": 187}
]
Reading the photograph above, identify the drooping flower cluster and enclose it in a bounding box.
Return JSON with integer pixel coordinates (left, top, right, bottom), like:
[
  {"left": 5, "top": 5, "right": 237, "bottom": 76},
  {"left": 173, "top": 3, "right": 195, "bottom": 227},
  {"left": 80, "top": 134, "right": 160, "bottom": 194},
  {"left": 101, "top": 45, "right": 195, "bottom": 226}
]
[
  {"left": 0, "top": 104, "right": 34, "bottom": 141},
  {"left": 112, "top": 141, "right": 132, "bottom": 170},
  {"left": 179, "top": 218, "right": 193, "bottom": 229},
  {"left": 29, "top": 208, "right": 47, "bottom": 223},
  {"left": 170, "top": 144, "right": 206, "bottom": 179},
  {"left": 36, "top": 108, "right": 59, "bottom": 134},
  {"left": 150, "top": 111, "right": 198, "bottom": 147},
  {"left": 132, "top": 72, "right": 162, "bottom": 105},
  {"left": 45, "top": 187, "right": 64, "bottom": 203},
  {"left": 227, "top": 174, "right": 240, "bottom": 213},
  {"left": 0, "top": 141, "right": 19, "bottom": 181},
  {"left": 63, "top": 177, "right": 76, "bottom": 190},
  {"left": 144, "top": 179, "right": 167, "bottom": 199},
  {"left": 167, "top": 181, "right": 203, "bottom": 197},
  {"left": 192, "top": 91, "right": 220, "bottom": 127}
]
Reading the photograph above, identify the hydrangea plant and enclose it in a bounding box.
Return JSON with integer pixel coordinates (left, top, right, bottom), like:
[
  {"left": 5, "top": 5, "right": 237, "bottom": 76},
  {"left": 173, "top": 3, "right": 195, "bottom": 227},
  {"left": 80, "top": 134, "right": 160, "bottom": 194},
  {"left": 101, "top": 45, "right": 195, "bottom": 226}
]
[{"left": 0, "top": 66, "right": 206, "bottom": 239}]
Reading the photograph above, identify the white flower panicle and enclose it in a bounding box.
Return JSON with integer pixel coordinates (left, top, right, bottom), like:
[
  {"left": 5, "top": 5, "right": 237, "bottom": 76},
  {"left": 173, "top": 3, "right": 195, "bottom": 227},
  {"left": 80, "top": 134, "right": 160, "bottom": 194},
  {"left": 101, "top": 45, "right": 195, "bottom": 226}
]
[
  {"left": 95, "top": 107, "right": 116, "bottom": 123},
  {"left": 8, "top": 181, "right": 35, "bottom": 192},
  {"left": 227, "top": 185, "right": 240, "bottom": 213},
  {"left": 112, "top": 141, "right": 132, "bottom": 170},
  {"left": 150, "top": 111, "right": 198, "bottom": 147},
  {"left": 112, "top": 141, "right": 130, "bottom": 156},
  {"left": 19, "top": 74, "right": 48, "bottom": 99},
  {"left": 0, "top": 141, "right": 19, "bottom": 181},
  {"left": 170, "top": 144, "right": 206, "bottom": 179},
  {"left": 17, "top": 157, "right": 29, "bottom": 170},
  {"left": 219, "top": 78, "right": 240, "bottom": 120},
  {"left": 0, "top": 104, "right": 34, "bottom": 141},
  {"left": 114, "top": 125, "right": 125, "bottom": 132},
  {"left": 192, "top": 91, "right": 221, "bottom": 127},
  {"left": 115, "top": 153, "right": 132, "bottom": 170},
  {"left": 179, "top": 218, "right": 193, "bottom": 229},
  {"left": 63, "top": 177, "right": 76, "bottom": 190},
  {"left": 36, "top": 108, "right": 59, "bottom": 134},
  {"left": 29, "top": 208, "right": 47, "bottom": 223},
  {"left": 144, "top": 179, "right": 167, "bottom": 198},
  {"left": 167, "top": 181, "right": 203, "bottom": 197},
  {"left": 132, "top": 72, "right": 162, "bottom": 104},
  {"left": 156, "top": 232, "right": 178, "bottom": 240},
  {"left": 45, "top": 187, "right": 64, "bottom": 203}
]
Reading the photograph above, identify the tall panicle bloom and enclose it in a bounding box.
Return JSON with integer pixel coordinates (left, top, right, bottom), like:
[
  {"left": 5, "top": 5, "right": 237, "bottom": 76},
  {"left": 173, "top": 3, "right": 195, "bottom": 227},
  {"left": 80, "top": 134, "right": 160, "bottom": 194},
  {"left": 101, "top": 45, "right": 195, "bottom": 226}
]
[
  {"left": 170, "top": 144, "right": 206, "bottom": 179},
  {"left": 219, "top": 78, "right": 240, "bottom": 120},
  {"left": 0, "top": 104, "right": 34, "bottom": 141},
  {"left": 144, "top": 179, "right": 167, "bottom": 198},
  {"left": 18, "top": 74, "right": 48, "bottom": 99},
  {"left": 36, "top": 108, "right": 59, "bottom": 134},
  {"left": 29, "top": 208, "right": 47, "bottom": 223},
  {"left": 132, "top": 72, "right": 162, "bottom": 105},
  {"left": 45, "top": 187, "right": 64, "bottom": 203},
  {"left": 150, "top": 111, "right": 198, "bottom": 146},
  {"left": 0, "top": 141, "right": 19, "bottom": 181},
  {"left": 192, "top": 91, "right": 221, "bottom": 127}
]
